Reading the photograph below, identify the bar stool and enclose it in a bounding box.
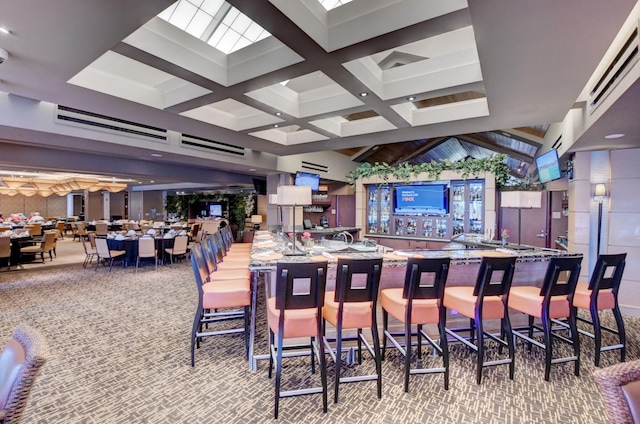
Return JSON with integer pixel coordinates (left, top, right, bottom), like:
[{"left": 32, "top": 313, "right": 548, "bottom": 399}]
[
  {"left": 322, "top": 257, "right": 383, "bottom": 403},
  {"left": 573, "top": 253, "right": 626, "bottom": 366},
  {"left": 380, "top": 257, "right": 451, "bottom": 392},
  {"left": 443, "top": 256, "right": 517, "bottom": 384},
  {"left": 509, "top": 256, "right": 582, "bottom": 381},
  {"left": 268, "top": 260, "right": 328, "bottom": 419}
]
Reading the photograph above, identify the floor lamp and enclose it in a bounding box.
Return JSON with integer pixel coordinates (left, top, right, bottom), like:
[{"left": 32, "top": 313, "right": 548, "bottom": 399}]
[
  {"left": 500, "top": 191, "right": 542, "bottom": 246},
  {"left": 593, "top": 183, "right": 607, "bottom": 258},
  {"left": 277, "top": 185, "right": 312, "bottom": 255}
]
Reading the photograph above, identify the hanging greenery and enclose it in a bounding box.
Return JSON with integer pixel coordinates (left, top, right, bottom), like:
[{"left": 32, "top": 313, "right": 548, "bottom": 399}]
[
  {"left": 346, "top": 154, "right": 511, "bottom": 189},
  {"left": 165, "top": 192, "right": 256, "bottom": 228}
]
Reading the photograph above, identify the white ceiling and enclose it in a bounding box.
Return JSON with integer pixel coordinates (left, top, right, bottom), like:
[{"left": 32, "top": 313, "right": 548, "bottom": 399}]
[{"left": 0, "top": 0, "right": 638, "bottom": 188}]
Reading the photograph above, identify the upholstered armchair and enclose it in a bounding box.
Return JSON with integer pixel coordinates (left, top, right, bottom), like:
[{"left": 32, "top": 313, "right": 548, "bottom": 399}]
[{"left": 594, "top": 359, "right": 640, "bottom": 423}]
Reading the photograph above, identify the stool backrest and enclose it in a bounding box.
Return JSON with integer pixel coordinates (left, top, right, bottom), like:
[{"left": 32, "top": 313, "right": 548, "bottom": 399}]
[
  {"left": 334, "top": 257, "right": 383, "bottom": 303},
  {"left": 403, "top": 257, "right": 451, "bottom": 300},
  {"left": 588, "top": 253, "right": 626, "bottom": 293},
  {"left": 473, "top": 256, "right": 517, "bottom": 297},
  {"left": 275, "top": 261, "right": 327, "bottom": 311},
  {"left": 539, "top": 256, "right": 582, "bottom": 298}
]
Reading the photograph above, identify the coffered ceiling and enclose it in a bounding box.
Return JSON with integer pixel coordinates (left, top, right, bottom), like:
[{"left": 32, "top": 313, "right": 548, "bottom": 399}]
[{"left": 0, "top": 0, "right": 638, "bottom": 189}]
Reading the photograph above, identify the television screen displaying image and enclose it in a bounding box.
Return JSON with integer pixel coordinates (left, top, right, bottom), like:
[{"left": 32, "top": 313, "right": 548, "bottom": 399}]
[
  {"left": 536, "top": 149, "right": 562, "bottom": 184},
  {"left": 294, "top": 171, "right": 320, "bottom": 191},
  {"left": 209, "top": 204, "right": 223, "bottom": 217},
  {"left": 394, "top": 184, "right": 449, "bottom": 215}
]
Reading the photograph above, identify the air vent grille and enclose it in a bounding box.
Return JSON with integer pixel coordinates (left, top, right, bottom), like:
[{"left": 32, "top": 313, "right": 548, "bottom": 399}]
[
  {"left": 56, "top": 105, "right": 168, "bottom": 141},
  {"left": 301, "top": 160, "right": 328, "bottom": 173},
  {"left": 589, "top": 26, "right": 639, "bottom": 113},
  {"left": 181, "top": 133, "right": 245, "bottom": 157}
]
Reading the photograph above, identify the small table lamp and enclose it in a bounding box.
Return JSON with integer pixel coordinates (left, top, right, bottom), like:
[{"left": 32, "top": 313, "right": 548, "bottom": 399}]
[
  {"left": 250, "top": 214, "right": 262, "bottom": 230},
  {"left": 277, "top": 185, "right": 312, "bottom": 255}
]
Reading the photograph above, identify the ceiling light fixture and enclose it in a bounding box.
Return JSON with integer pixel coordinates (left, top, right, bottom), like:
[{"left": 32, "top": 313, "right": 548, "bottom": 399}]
[
  {"left": 604, "top": 133, "right": 625, "bottom": 139},
  {"left": 407, "top": 96, "right": 416, "bottom": 101},
  {"left": 275, "top": 111, "right": 282, "bottom": 116},
  {"left": 249, "top": 168, "right": 257, "bottom": 172},
  {"left": 0, "top": 27, "right": 9, "bottom": 35},
  {"left": 274, "top": 124, "right": 279, "bottom": 128},
  {"left": 150, "top": 153, "right": 163, "bottom": 157},
  {"left": 359, "top": 92, "right": 369, "bottom": 97}
]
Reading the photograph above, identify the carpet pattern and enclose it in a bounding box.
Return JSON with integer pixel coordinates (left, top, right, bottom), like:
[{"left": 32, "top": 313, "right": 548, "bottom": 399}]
[{"left": 0, "top": 263, "right": 635, "bottom": 423}]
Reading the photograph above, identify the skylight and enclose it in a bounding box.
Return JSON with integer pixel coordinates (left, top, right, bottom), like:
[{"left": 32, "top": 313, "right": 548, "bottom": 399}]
[
  {"left": 158, "top": 0, "right": 271, "bottom": 54},
  {"left": 318, "top": 0, "right": 353, "bottom": 11}
]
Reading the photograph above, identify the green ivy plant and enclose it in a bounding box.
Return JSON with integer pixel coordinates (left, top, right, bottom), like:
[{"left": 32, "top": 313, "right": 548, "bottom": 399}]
[{"left": 347, "top": 154, "right": 511, "bottom": 189}]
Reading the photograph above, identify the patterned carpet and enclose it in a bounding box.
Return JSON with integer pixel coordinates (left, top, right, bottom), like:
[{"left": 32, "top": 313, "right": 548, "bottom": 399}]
[{"left": 0, "top": 263, "right": 633, "bottom": 423}]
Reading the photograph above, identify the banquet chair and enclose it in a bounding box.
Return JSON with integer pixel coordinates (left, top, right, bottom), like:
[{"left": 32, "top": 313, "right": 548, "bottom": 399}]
[
  {"left": 165, "top": 235, "right": 188, "bottom": 264},
  {"left": 213, "top": 232, "right": 251, "bottom": 261},
  {"left": 323, "top": 257, "right": 383, "bottom": 403},
  {"left": 509, "top": 256, "right": 582, "bottom": 381},
  {"left": 45, "top": 230, "right": 58, "bottom": 257},
  {"left": 95, "top": 222, "right": 108, "bottom": 237},
  {"left": 443, "top": 256, "right": 517, "bottom": 384},
  {"left": 210, "top": 234, "right": 251, "bottom": 265},
  {"left": 137, "top": 237, "right": 157, "bottom": 271},
  {"left": 268, "top": 260, "right": 328, "bottom": 419},
  {"left": 199, "top": 239, "right": 250, "bottom": 282},
  {"left": 80, "top": 234, "right": 96, "bottom": 268},
  {"left": 190, "top": 251, "right": 250, "bottom": 367},
  {"left": 94, "top": 238, "right": 126, "bottom": 272},
  {"left": 19, "top": 231, "right": 56, "bottom": 264},
  {"left": 55, "top": 221, "right": 66, "bottom": 239},
  {"left": 0, "top": 237, "right": 10, "bottom": 271},
  {"left": 593, "top": 359, "right": 640, "bottom": 424},
  {"left": 24, "top": 223, "right": 42, "bottom": 238},
  {"left": 381, "top": 257, "right": 451, "bottom": 392},
  {"left": 0, "top": 325, "right": 48, "bottom": 424},
  {"left": 572, "top": 253, "right": 627, "bottom": 366}
]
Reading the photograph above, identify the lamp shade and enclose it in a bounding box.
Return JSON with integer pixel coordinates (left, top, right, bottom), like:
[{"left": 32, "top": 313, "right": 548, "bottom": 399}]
[
  {"left": 268, "top": 194, "right": 279, "bottom": 205},
  {"left": 501, "top": 191, "right": 542, "bottom": 208},
  {"left": 251, "top": 215, "right": 263, "bottom": 224},
  {"left": 594, "top": 183, "right": 607, "bottom": 197},
  {"left": 277, "top": 185, "right": 312, "bottom": 206}
]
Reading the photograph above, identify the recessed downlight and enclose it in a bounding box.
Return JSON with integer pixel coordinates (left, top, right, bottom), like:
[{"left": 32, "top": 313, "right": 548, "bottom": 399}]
[
  {"left": 407, "top": 96, "right": 416, "bottom": 101},
  {"left": 273, "top": 124, "right": 279, "bottom": 128},
  {"left": 605, "top": 133, "right": 625, "bottom": 139},
  {"left": 275, "top": 111, "right": 282, "bottom": 116},
  {"left": 150, "top": 153, "right": 163, "bottom": 157},
  {"left": 359, "top": 92, "right": 369, "bottom": 97},
  {"left": 0, "top": 27, "right": 10, "bottom": 35},
  {"left": 249, "top": 168, "right": 257, "bottom": 172}
]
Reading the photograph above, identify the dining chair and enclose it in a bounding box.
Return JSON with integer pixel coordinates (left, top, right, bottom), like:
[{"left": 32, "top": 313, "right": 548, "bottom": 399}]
[
  {"left": 381, "top": 257, "right": 451, "bottom": 392},
  {"left": 323, "top": 257, "right": 383, "bottom": 403},
  {"left": 190, "top": 251, "right": 250, "bottom": 367},
  {"left": 199, "top": 239, "right": 250, "bottom": 282},
  {"left": 573, "top": 253, "right": 627, "bottom": 366},
  {"left": 19, "top": 232, "right": 56, "bottom": 264},
  {"left": 0, "top": 325, "right": 48, "bottom": 424},
  {"left": 268, "top": 260, "right": 328, "bottom": 419},
  {"left": 95, "top": 222, "right": 108, "bottom": 237},
  {"left": 443, "top": 256, "right": 517, "bottom": 384},
  {"left": 55, "top": 221, "right": 66, "bottom": 239},
  {"left": 137, "top": 237, "right": 157, "bottom": 271},
  {"left": 509, "top": 256, "right": 583, "bottom": 381},
  {"left": 165, "top": 235, "right": 188, "bottom": 264},
  {"left": 0, "top": 237, "right": 10, "bottom": 271},
  {"left": 593, "top": 359, "right": 640, "bottom": 424},
  {"left": 80, "top": 234, "right": 96, "bottom": 268},
  {"left": 94, "top": 238, "right": 126, "bottom": 272}
]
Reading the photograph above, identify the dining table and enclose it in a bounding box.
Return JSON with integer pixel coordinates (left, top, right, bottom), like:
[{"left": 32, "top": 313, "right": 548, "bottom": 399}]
[
  {"left": 245, "top": 231, "right": 582, "bottom": 372},
  {"left": 105, "top": 236, "right": 176, "bottom": 266}
]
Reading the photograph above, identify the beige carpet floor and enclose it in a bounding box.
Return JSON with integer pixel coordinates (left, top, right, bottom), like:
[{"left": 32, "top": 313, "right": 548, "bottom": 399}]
[{"left": 0, "top": 261, "right": 633, "bottom": 423}]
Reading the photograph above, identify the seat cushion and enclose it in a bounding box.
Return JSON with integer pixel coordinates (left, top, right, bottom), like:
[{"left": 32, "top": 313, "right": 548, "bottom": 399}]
[
  {"left": 0, "top": 339, "right": 25, "bottom": 410},
  {"left": 380, "top": 288, "right": 439, "bottom": 325},
  {"left": 208, "top": 269, "right": 251, "bottom": 281},
  {"left": 443, "top": 286, "right": 504, "bottom": 320},
  {"left": 573, "top": 282, "right": 615, "bottom": 310},
  {"left": 323, "top": 291, "right": 373, "bottom": 330},
  {"left": 216, "top": 261, "right": 249, "bottom": 271},
  {"left": 508, "top": 286, "right": 570, "bottom": 319},
  {"left": 267, "top": 297, "right": 319, "bottom": 338},
  {"left": 202, "top": 280, "right": 250, "bottom": 309},
  {"left": 109, "top": 250, "right": 126, "bottom": 257}
]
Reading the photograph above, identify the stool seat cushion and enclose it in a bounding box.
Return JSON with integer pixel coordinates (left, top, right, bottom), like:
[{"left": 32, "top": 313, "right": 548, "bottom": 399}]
[
  {"left": 573, "top": 282, "right": 615, "bottom": 310},
  {"left": 380, "top": 288, "right": 439, "bottom": 325},
  {"left": 267, "top": 298, "right": 318, "bottom": 338},
  {"left": 508, "top": 286, "right": 570, "bottom": 319},
  {"left": 202, "top": 280, "right": 250, "bottom": 309},
  {"left": 443, "top": 286, "right": 504, "bottom": 320},
  {"left": 208, "top": 269, "right": 250, "bottom": 281},
  {"left": 323, "top": 291, "right": 372, "bottom": 329}
]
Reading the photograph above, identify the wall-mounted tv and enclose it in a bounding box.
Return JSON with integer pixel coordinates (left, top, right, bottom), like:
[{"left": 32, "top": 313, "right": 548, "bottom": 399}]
[
  {"left": 536, "top": 149, "right": 562, "bottom": 184},
  {"left": 393, "top": 184, "right": 449, "bottom": 215},
  {"left": 294, "top": 171, "right": 320, "bottom": 192}
]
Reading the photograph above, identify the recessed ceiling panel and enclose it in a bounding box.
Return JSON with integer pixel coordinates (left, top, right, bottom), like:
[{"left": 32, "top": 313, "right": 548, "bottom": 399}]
[
  {"left": 180, "top": 98, "right": 283, "bottom": 131},
  {"left": 249, "top": 125, "right": 329, "bottom": 145},
  {"left": 68, "top": 51, "right": 211, "bottom": 109}
]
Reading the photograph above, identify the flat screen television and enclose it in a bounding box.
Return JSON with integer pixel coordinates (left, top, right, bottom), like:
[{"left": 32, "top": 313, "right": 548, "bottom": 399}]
[
  {"left": 393, "top": 184, "right": 449, "bottom": 215},
  {"left": 294, "top": 171, "right": 320, "bottom": 192},
  {"left": 209, "top": 204, "right": 223, "bottom": 217},
  {"left": 536, "top": 149, "right": 562, "bottom": 183}
]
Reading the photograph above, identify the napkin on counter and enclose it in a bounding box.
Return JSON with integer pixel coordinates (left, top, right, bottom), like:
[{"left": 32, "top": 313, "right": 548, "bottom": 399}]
[
  {"left": 322, "top": 251, "right": 336, "bottom": 260},
  {"left": 394, "top": 251, "right": 414, "bottom": 257}
]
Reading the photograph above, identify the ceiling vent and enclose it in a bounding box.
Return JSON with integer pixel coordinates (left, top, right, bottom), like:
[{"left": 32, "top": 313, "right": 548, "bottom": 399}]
[
  {"left": 55, "top": 105, "right": 168, "bottom": 142},
  {"left": 181, "top": 133, "right": 245, "bottom": 157},
  {"left": 589, "top": 26, "right": 639, "bottom": 113},
  {"left": 301, "top": 160, "right": 328, "bottom": 173}
]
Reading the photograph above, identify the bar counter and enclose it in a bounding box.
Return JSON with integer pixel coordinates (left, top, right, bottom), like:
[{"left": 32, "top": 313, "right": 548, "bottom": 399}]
[{"left": 246, "top": 232, "right": 581, "bottom": 371}]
